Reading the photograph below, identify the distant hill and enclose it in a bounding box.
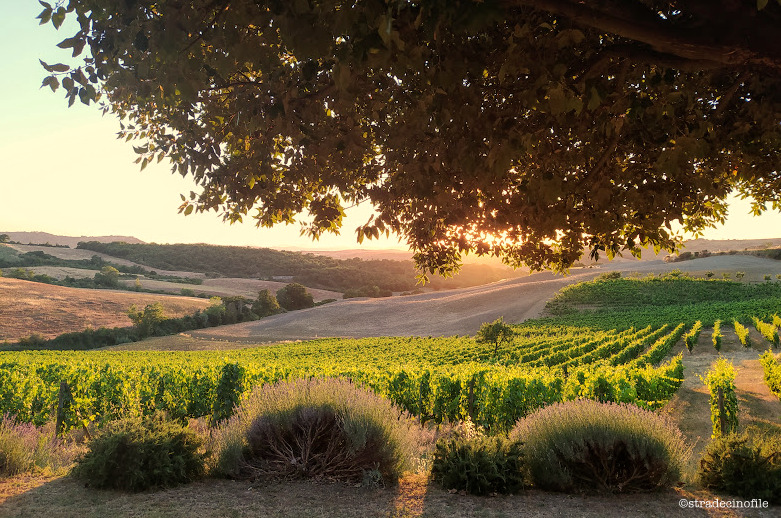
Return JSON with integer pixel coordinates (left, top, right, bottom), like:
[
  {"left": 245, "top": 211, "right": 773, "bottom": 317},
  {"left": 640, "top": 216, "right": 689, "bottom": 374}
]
[
  {"left": 75, "top": 241, "right": 521, "bottom": 293},
  {"left": 293, "top": 248, "right": 414, "bottom": 262},
  {"left": 0, "top": 231, "right": 144, "bottom": 248},
  {"left": 575, "top": 238, "right": 781, "bottom": 264},
  {"left": 678, "top": 238, "right": 781, "bottom": 253}
]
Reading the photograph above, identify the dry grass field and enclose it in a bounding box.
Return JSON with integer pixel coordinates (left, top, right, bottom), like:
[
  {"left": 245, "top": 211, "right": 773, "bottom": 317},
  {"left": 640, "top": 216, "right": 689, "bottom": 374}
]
[{"left": 0, "top": 278, "right": 211, "bottom": 342}]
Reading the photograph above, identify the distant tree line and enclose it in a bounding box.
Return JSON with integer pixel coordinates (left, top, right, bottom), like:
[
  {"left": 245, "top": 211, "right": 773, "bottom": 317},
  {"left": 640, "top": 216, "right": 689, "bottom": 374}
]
[
  {"left": 667, "top": 248, "right": 781, "bottom": 263},
  {"left": 76, "top": 241, "right": 518, "bottom": 294},
  {"left": 2, "top": 265, "right": 208, "bottom": 297},
  {"left": 343, "top": 285, "right": 393, "bottom": 299},
  {"left": 4, "top": 265, "right": 124, "bottom": 290},
  {"left": 77, "top": 241, "right": 415, "bottom": 292}
]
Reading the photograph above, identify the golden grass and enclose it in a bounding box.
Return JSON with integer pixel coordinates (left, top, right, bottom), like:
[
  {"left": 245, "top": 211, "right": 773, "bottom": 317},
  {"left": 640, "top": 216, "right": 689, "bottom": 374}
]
[{"left": 0, "top": 278, "right": 210, "bottom": 342}]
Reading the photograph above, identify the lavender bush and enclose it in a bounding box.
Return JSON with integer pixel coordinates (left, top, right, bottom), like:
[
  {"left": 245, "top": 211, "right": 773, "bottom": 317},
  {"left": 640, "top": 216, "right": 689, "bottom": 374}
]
[
  {"left": 212, "top": 378, "right": 423, "bottom": 484},
  {"left": 510, "top": 400, "right": 689, "bottom": 493},
  {"left": 0, "top": 415, "right": 78, "bottom": 477}
]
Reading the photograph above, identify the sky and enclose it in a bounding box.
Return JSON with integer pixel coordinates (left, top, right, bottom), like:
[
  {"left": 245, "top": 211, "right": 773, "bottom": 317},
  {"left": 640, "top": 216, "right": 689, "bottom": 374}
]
[{"left": 1, "top": 2, "right": 780, "bottom": 253}]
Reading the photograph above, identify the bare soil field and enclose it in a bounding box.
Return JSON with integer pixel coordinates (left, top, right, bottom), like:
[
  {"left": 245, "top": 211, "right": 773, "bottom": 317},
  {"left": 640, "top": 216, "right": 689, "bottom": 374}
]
[
  {"left": 191, "top": 255, "right": 781, "bottom": 342},
  {"left": 190, "top": 268, "right": 599, "bottom": 341},
  {"left": 0, "top": 278, "right": 211, "bottom": 342}
]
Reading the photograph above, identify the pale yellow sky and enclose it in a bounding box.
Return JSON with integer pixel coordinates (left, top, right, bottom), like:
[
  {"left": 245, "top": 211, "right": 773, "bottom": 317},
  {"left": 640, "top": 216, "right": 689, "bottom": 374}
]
[{"left": 1, "top": 3, "right": 780, "bottom": 252}]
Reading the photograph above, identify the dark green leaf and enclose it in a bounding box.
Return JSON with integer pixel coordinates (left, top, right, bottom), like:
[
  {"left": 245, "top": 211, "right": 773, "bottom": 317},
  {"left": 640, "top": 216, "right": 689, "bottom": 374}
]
[
  {"left": 37, "top": 7, "right": 52, "bottom": 25},
  {"left": 52, "top": 7, "right": 66, "bottom": 29}
]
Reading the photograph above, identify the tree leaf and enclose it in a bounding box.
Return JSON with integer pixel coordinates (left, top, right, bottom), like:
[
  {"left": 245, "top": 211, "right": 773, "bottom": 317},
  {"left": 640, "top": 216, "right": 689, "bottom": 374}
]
[
  {"left": 37, "top": 6, "right": 52, "bottom": 25},
  {"left": 57, "top": 36, "right": 79, "bottom": 49},
  {"left": 587, "top": 87, "right": 601, "bottom": 111},
  {"left": 41, "top": 76, "right": 59, "bottom": 92},
  {"left": 51, "top": 7, "right": 66, "bottom": 29}
]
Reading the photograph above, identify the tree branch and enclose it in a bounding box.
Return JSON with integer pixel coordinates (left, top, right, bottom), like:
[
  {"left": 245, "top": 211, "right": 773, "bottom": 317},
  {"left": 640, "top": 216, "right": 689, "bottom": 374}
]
[{"left": 507, "top": 0, "right": 781, "bottom": 72}]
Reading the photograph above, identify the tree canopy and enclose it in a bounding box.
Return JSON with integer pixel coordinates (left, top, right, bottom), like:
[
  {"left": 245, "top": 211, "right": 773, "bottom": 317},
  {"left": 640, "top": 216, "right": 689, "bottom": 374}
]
[{"left": 38, "top": 0, "right": 781, "bottom": 275}]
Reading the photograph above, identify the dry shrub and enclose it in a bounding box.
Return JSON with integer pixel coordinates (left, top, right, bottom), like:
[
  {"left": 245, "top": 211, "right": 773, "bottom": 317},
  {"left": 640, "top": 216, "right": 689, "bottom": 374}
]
[
  {"left": 0, "top": 415, "right": 79, "bottom": 477},
  {"left": 212, "top": 378, "right": 422, "bottom": 485},
  {"left": 510, "top": 400, "right": 689, "bottom": 493}
]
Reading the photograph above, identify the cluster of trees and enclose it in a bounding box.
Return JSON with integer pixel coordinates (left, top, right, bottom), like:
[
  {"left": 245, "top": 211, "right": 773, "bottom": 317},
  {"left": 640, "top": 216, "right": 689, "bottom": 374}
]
[
  {"left": 252, "top": 283, "right": 316, "bottom": 316},
  {"left": 3, "top": 266, "right": 120, "bottom": 289},
  {"left": 343, "top": 285, "right": 392, "bottom": 299},
  {"left": 13, "top": 297, "right": 260, "bottom": 350},
  {"left": 1, "top": 264, "right": 195, "bottom": 294}
]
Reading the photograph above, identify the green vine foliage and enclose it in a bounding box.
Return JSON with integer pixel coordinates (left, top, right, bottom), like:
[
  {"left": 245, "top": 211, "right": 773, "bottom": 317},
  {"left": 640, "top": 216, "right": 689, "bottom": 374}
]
[
  {"left": 211, "top": 362, "right": 246, "bottom": 424},
  {"left": 753, "top": 317, "right": 779, "bottom": 347},
  {"left": 712, "top": 320, "right": 722, "bottom": 352},
  {"left": 759, "top": 350, "right": 781, "bottom": 400},
  {"left": 684, "top": 321, "right": 703, "bottom": 353},
  {"left": 733, "top": 321, "right": 751, "bottom": 348},
  {"left": 701, "top": 358, "right": 739, "bottom": 438}
]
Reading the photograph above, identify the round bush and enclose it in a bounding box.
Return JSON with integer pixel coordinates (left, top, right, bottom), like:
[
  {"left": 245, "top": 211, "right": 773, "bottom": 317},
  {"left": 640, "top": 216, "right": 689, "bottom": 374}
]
[
  {"left": 699, "top": 431, "right": 781, "bottom": 504},
  {"left": 510, "top": 400, "right": 689, "bottom": 493},
  {"left": 72, "top": 414, "right": 205, "bottom": 491},
  {"left": 431, "top": 436, "right": 525, "bottom": 495},
  {"left": 213, "top": 377, "right": 420, "bottom": 484}
]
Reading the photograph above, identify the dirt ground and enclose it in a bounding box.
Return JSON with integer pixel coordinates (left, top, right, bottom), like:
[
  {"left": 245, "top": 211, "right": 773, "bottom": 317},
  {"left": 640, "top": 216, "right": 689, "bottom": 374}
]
[
  {"left": 0, "top": 473, "right": 777, "bottom": 518},
  {"left": 0, "top": 278, "right": 210, "bottom": 342}
]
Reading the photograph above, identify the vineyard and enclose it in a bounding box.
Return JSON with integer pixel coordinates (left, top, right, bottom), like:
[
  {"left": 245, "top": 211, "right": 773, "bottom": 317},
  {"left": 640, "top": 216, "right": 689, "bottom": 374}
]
[{"left": 1, "top": 274, "right": 780, "bottom": 435}]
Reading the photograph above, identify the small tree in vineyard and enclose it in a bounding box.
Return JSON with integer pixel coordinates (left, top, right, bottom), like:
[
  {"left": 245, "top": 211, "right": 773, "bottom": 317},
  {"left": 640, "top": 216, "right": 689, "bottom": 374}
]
[{"left": 476, "top": 318, "right": 514, "bottom": 355}]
